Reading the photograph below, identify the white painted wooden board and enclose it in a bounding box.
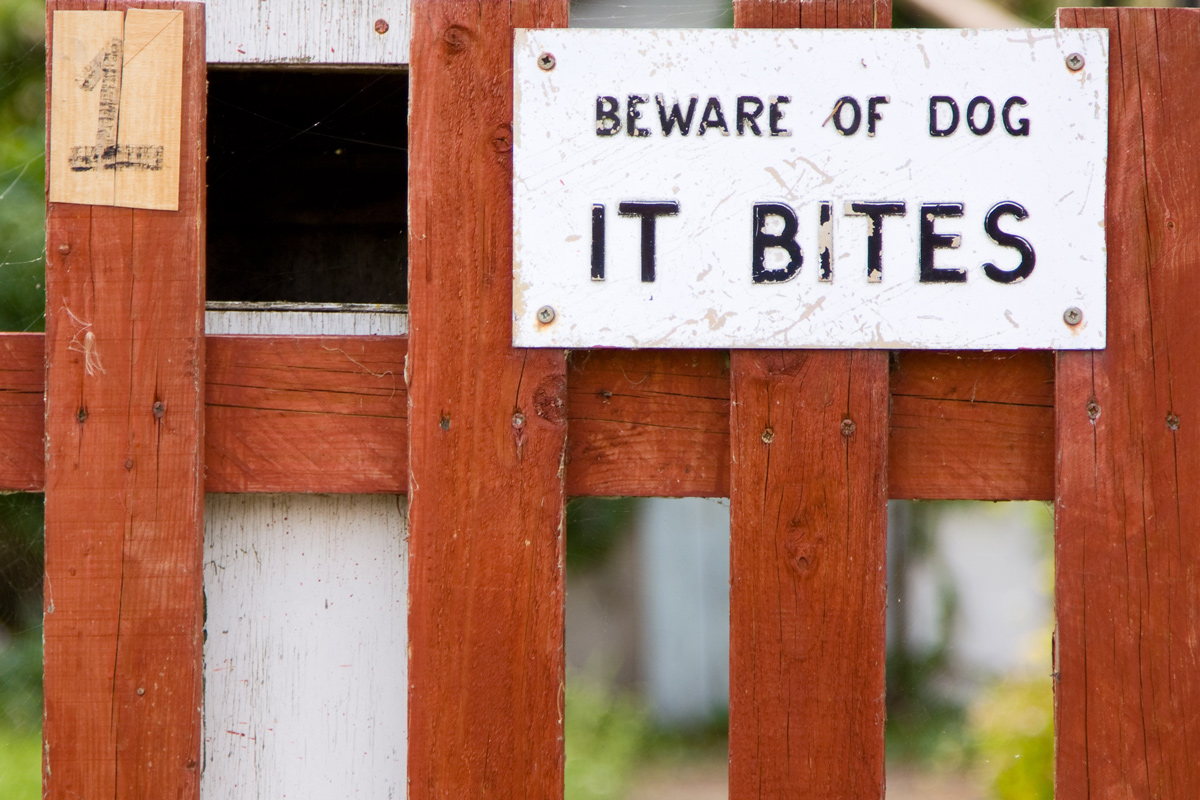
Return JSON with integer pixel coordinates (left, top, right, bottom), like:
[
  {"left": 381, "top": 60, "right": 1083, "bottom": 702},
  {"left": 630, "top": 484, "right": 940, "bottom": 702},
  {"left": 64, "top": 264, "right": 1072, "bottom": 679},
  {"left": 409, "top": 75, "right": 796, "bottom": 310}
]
[
  {"left": 513, "top": 29, "right": 1109, "bottom": 349},
  {"left": 205, "top": 303, "right": 408, "bottom": 336},
  {"left": 205, "top": 0, "right": 409, "bottom": 64},
  {"left": 203, "top": 494, "right": 407, "bottom": 799}
]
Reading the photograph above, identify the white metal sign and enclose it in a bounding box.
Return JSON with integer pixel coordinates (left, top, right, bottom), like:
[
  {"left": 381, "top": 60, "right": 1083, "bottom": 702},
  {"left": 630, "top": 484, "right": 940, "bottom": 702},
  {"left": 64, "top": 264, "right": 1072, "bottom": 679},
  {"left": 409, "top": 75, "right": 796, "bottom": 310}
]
[{"left": 513, "top": 29, "right": 1108, "bottom": 349}]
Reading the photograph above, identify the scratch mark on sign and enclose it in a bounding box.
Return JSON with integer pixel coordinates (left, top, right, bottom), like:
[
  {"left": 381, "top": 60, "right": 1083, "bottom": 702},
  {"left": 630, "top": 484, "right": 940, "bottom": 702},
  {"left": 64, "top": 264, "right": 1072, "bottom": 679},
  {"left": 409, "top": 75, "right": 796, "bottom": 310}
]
[{"left": 782, "top": 156, "right": 834, "bottom": 185}]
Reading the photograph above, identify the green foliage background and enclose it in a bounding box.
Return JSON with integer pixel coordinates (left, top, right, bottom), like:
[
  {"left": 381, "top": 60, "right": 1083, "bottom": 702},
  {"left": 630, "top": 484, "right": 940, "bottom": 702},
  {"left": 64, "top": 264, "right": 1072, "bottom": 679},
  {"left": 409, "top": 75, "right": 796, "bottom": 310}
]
[{"left": 0, "top": 0, "right": 45, "bottom": 333}]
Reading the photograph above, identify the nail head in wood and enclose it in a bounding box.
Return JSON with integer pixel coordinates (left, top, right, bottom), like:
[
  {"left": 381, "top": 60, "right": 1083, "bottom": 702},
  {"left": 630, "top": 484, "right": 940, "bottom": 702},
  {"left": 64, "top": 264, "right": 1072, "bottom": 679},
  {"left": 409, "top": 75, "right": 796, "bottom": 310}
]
[
  {"left": 761, "top": 426, "right": 774, "bottom": 444},
  {"left": 841, "top": 418, "right": 856, "bottom": 437},
  {"left": 152, "top": 401, "right": 165, "bottom": 419},
  {"left": 1086, "top": 400, "right": 1101, "bottom": 420},
  {"left": 512, "top": 412, "right": 526, "bottom": 429},
  {"left": 58, "top": 244, "right": 71, "bottom": 255},
  {"left": 1167, "top": 413, "right": 1180, "bottom": 431}
]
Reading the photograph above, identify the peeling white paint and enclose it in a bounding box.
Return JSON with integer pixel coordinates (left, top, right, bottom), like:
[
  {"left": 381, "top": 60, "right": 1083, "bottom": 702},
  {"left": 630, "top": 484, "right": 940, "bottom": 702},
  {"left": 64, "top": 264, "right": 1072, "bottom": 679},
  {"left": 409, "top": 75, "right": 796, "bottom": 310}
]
[{"left": 202, "top": 494, "right": 408, "bottom": 799}]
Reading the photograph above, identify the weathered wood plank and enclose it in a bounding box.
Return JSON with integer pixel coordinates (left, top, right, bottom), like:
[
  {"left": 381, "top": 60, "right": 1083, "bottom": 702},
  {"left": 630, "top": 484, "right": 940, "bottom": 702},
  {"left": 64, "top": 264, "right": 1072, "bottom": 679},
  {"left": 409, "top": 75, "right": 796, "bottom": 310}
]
[
  {"left": 1056, "top": 8, "right": 1200, "bottom": 800},
  {"left": 729, "top": 350, "right": 890, "bottom": 799},
  {"left": 202, "top": 494, "right": 407, "bottom": 799},
  {"left": 729, "top": 4, "right": 889, "bottom": 798},
  {"left": 43, "top": 3, "right": 205, "bottom": 800},
  {"left": 0, "top": 334, "right": 1053, "bottom": 499},
  {"left": 565, "top": 350, "right": 731, "bottom": 498},
  {"left": 204, "top": 0, "right": 409, "bottom": 65},
  {"left": 204, "top": 335, "right": 407, "bottom": 494},
  {"left": 0, "top": 334, "right": 44, "bottom": 492},
  {"left": 406, "top": 1, "right": 569, "bottom": 797},
  {"left": 890, "top": 351, "right": 1054, "bottom": 501}
]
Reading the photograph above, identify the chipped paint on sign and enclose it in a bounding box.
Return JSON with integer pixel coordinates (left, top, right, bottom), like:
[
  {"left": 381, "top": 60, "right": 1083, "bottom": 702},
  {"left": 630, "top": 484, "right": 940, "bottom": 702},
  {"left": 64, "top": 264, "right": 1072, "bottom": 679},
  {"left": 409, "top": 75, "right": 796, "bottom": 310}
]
[{"left": 513, "top": 29, "right": 1108, "bottom": 349}]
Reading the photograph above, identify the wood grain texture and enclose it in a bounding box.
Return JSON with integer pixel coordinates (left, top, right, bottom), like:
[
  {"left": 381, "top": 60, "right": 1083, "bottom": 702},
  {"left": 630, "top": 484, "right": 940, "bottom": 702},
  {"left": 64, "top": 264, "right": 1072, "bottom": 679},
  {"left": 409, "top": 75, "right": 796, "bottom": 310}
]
[
  {"left": 729, "top": 350, "right": 890, "bottom": 800},
  {"left": 205, "top": 0, "right": 409, "bottom": 64},
  {"left": 43, "top": 3, "right": 205, "bottom": 800},
  {"left": 205, "top": 335, "right": 407, "bottom": 493},
  {"left": 1056, "top": 9, "right": 1200, "bottom": 799},
  {"left": 565, "top": 349, "right": 731, "bottom": 498},
  {"left": 48, "top": 11, "right": 126, "bottom": 205},
  {"left": 113, "top": 9, "right": 184, "bottom": 210},
  {"left": 730, "top": 3, "right": 889, "bottom": 798},
  {"left": 0, "top": 334, "right": 1053, "bottom": 498},
  {"left": 202, "top": 494, "right": 407, "bottom": 799},
  {"left": 406, "top": 1, "right": 568, "bottom": 797},
  {"left": 0, "top": 334, "right": 44, "bottom": 492},
  {"left": 890, "top": 351, "right": 1054, "bottom": 501}
]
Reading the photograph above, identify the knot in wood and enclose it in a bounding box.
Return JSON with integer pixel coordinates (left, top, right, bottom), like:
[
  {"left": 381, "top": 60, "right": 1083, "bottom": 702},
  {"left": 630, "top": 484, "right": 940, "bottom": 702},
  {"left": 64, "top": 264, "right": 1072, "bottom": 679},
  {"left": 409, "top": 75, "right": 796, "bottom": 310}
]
[
  {"left": 784, "top": 530, "right": 819, "bottom": 576},
  {"left": 491, "top": 124, "right": 513, "bottom": 153},
  {"left": 442, "top": 25, "right": 471, "bottom": 55}
]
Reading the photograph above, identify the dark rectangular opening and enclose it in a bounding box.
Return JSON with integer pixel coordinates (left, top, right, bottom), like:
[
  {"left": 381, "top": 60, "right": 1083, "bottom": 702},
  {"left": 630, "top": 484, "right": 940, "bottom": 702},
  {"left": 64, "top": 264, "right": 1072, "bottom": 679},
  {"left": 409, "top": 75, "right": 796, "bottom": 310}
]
[{"left": 206, "top": 69, "right": 408, "bottom": 305}]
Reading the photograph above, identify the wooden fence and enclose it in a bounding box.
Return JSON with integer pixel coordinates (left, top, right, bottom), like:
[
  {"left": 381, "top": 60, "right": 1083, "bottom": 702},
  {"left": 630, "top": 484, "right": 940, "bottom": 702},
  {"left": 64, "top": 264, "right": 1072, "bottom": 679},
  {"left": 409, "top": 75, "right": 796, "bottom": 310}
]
[{"left": 7, "top": 0, "right": 1196, "bottom": 797}]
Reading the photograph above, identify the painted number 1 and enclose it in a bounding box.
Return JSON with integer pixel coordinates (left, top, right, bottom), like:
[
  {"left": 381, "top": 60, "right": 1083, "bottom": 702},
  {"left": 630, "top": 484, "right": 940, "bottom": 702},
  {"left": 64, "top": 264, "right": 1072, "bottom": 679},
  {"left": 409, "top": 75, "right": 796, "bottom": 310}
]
[{"left": 68, "top": 38, "right": 162, "bottom": 173}]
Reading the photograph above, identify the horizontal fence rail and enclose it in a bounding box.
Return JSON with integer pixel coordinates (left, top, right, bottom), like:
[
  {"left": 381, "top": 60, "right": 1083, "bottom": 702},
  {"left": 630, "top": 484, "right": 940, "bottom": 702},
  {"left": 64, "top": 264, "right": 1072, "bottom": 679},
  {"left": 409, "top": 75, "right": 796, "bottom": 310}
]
[{"left": 0, "top": 333, "right": 1052, "bottom": 499}]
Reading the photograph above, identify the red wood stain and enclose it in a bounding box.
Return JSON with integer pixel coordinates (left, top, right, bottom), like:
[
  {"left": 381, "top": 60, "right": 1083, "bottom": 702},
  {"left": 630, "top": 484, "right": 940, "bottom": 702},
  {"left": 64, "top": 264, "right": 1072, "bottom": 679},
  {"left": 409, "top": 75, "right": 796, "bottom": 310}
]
[
  {"left": 205, "top": 335, "right": 407, "bottom": 494},
  {"left": 43, "top": 3, "right": 206, "bottom": 799},
  {"left": 729, "top": 3, "right": 890, "bottom": 799},
  {"left": 406, "top": 1, "right": 569, "bottom": 797},
  {"left": 1056, "top": 9, "right": 1200, "bottom": 799}
]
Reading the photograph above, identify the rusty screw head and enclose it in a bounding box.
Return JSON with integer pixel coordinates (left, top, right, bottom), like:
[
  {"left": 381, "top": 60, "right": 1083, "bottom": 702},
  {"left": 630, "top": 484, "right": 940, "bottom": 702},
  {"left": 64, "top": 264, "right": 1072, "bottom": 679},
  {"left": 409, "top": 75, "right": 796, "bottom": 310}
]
[
  {"left": 512, "top": 412, "right": 526, "bottom": 429},
  {"left": 1063, "top": 307, "right": 1083, "bottom": 326},
  {"left": 537, "top": 305, "right": 556, "bottom": 324},
  {"left": 1066, "top": 53, "right": 1085, "bottom": 72},
  {"left": 841, "top": 418, "right": 856, "bottom": 437},
  {"left": 374, "top": 18, "right": 389, "bottom": 34},
  {"left": 761, "top": 427, "right": 775, "bottom": 444},
  {"left": 537, "top": 52, "right": 556, "bottom": 71}
]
